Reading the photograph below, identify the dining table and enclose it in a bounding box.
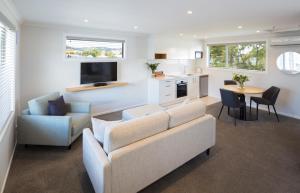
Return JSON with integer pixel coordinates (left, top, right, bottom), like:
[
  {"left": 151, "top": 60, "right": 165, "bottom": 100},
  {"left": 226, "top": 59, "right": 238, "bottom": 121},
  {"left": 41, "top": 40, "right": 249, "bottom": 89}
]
[
  {"left": 223, "top": 85, "right": 265, "bottom": 121},
  {"left": 223, "top": 85, "right": 265, "bottom": 95}
]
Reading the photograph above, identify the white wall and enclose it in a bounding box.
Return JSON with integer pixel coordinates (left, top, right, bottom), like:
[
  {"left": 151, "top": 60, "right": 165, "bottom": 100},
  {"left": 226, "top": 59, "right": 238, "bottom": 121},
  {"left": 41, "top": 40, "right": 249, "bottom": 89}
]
[
  {"left": 202, "top": 33, "right": 300, "bottom": 119},
  {"left": 0, "top": 0, "right": 21, "bottom": 192},
  {"left": 147, "top": 34, "right": 203, "bottom": 74},
  {"left": 20, "top": 23, "right": 149, "bottom": 115}
]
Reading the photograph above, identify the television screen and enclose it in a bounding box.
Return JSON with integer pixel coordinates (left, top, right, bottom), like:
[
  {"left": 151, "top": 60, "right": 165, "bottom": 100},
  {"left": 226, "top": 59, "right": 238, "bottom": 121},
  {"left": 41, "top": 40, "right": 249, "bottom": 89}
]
[{"left": 80, "top": 62, "right": 117, "bottom": 84}]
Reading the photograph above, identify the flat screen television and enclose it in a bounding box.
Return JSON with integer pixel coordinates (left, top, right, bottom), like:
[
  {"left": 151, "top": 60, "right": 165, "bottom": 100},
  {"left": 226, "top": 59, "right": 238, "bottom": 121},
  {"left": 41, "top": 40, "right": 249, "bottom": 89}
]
[{"left": 81, "top": 62, "right": 117, "bottom": 85}]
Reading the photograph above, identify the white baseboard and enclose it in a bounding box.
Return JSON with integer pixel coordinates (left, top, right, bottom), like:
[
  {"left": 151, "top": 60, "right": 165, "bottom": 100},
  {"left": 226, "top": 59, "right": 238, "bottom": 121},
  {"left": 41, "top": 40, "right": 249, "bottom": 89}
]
[
  {"left": 92, "top": 103, "right": 147, "bottom": 117},
  {"left": 0, "top": 141, "right": 17, "bottom": 193}
]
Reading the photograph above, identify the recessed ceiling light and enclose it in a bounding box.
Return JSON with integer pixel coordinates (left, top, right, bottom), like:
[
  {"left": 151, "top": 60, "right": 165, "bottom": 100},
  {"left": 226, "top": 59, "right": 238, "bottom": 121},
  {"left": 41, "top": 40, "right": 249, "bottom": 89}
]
[
  {"left": 187, "top": 10, "right": 193, "bottom": 15},
  {"left": 193, "top": 34, "right": 198, "bottom": 38},
  {"left": 133, "top": 25, "right": 138, "bottom": 30},
  {"left": 84, "top": 19, "right": 89, "bottom": 23},
  {"left": 237, "top": 25, "right": 243, "bottom": 29},
  {"left": 179, "top": 33, "right": 184, "bottom": 37},
  {"left": 256, "top": 30, "right": 260, "bottom": 33}
]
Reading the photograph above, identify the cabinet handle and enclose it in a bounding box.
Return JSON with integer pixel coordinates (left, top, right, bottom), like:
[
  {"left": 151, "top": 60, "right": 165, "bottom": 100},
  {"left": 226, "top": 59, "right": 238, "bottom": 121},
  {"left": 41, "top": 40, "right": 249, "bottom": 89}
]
[
  {"left": 165, "top": 85, "right": 171, "bottom": 87},
  {"left": 165, "top": 94, "right": 171, "bottom": 96}
]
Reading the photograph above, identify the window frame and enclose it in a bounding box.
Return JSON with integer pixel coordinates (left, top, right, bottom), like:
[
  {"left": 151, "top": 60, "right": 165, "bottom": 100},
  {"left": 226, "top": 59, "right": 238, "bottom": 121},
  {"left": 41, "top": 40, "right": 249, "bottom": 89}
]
[
  {"left": 0, "top": 22, "right": 16, "bottom": 140},
  {"left": 206, "top": 40, "right": 268, "bottom": 73},
  {"left": 64, "top": 34, "right": 126, "bottom": 61}
]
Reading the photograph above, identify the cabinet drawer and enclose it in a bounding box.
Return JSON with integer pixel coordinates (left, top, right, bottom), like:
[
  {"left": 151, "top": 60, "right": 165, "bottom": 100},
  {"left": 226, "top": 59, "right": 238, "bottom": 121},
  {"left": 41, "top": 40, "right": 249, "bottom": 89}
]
[
  {"left": 159, "top": 80, "right": 175, "bottom": 91},
  {"left": 160, "top": 92, "right": 175, "bottom": 104}
]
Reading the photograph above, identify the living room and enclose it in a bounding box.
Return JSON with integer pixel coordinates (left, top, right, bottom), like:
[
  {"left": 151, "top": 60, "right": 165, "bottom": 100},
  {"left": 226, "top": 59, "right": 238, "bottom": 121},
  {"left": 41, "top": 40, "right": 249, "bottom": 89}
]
[{"left": 1, "top": 0, "right": 300, "bottom": 193}]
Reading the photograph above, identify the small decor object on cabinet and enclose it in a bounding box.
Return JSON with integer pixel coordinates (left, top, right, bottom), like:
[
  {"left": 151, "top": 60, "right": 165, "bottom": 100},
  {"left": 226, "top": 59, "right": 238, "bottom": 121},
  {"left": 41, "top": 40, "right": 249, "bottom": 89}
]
[
  {"left": 146, "top": 62, "right": 160, "bottom": 76},
  {"left": 232, "top": 73, "right": 249, "bottom": 89},
  {"left": 195, "top": 51, "right": 203, "bottom": 59},
  {"left": 154, "top": 71, "right": 165, "bottom": 77},
  {"left": 155, "top": 53, "right": 167, "bottom": 59}
]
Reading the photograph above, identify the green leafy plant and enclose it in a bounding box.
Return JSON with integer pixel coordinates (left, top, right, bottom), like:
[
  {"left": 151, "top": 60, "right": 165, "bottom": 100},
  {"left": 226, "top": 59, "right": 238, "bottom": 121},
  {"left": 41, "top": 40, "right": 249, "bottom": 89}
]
[
  {"left": 146, "top": 62, "right": 160, "bottom": 74},
  {"left": 232, "top": 73, "right": 249, "bottom": 88}
]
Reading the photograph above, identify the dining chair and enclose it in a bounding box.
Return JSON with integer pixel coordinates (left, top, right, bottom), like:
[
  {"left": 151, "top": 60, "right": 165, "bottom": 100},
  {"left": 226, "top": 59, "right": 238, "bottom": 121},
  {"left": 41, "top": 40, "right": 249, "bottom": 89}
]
[
  {"left": 250, "top": 86, "right": 280, "bottom": 122},
  {"left": 223, "top": 80, "right": 245, "bottom": 115},
  {"left": 218, "top": 89, "right": 247, "bottom": 126}
]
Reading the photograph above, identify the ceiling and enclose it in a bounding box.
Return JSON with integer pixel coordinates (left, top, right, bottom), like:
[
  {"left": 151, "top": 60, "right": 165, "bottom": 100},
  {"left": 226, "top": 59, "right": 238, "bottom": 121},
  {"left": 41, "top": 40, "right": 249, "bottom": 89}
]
[{"left": 12, "top": 0, "right": 300, "bottom": 38}]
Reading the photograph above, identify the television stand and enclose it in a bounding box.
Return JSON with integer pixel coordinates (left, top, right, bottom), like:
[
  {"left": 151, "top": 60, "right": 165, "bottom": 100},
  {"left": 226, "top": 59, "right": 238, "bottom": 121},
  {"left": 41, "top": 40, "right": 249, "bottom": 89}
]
[
  {"left": 94, "top": 82, "right": 108, "bottom": 87},
  {"left": 65, "top": 82, "right": 128, "bottom": 92}
]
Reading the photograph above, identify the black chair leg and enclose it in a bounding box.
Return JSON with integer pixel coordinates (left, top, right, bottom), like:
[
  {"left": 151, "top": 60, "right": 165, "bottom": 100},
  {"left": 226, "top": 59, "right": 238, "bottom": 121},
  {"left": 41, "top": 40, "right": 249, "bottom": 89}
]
[
  {"left": 250, "top": 100, "right": 252, "bottom": 113},
  {"left": 234, "top": 109, "right": 237, "bottom": 126},
  {"left": 228, "top": 107, "right": 230, "bottom": 115},
  {"left": 218, "top": 105, "right": 224, "bottom": 119},
  {"left": 244, "top": 106, "right": 247, "bottom": 120},
  {"left": 268, "top": 105, "right": 270, "bottom": 115},
  {"left": 272, "top": 105, "right": 280, "bottom": 122},
  {"left": 256, "top": 103, "right": 259, "bottom": 120}
]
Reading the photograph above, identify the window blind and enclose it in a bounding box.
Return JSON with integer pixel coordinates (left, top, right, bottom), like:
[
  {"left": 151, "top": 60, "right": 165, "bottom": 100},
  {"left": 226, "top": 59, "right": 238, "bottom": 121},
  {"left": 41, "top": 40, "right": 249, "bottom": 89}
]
[{"left": 0, "top": 21, "right": 16, "bottom": 134}]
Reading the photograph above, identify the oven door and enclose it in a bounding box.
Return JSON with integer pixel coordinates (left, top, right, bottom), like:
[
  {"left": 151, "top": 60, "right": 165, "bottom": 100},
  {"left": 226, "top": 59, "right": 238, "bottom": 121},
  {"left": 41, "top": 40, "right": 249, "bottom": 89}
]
[{"left": 177, "top": 81, "right": 187, "bottom": 98}]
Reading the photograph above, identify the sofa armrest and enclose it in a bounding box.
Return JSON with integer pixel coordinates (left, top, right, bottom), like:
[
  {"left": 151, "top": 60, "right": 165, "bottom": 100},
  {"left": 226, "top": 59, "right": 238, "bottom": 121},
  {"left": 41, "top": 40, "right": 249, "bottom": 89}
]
[
  {"left": 83, "top": 129, "right": 111, "bottom": 193},
  {"left": 22, "top": 109, "right": 30, "bottom": 115},
  {"left": 69, "top": 102, "right": 91, "bottom": 113},
  {"left": 18, "top": 115, "right": 72, "bottom": 146}
]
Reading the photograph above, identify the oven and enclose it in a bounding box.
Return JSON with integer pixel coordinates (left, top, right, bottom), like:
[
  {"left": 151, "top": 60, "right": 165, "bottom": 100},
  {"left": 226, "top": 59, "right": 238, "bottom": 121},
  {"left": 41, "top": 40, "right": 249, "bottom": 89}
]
[{"left": 176, "top": 80, "right": 188, "bottom": 98}]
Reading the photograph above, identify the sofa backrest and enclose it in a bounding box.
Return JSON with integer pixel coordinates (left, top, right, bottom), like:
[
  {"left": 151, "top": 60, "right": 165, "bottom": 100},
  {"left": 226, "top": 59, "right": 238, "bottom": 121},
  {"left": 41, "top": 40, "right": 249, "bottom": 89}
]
[
  {"left": 104, "top": 111, "right": 169, "bottom": 154},
  {"left": 28, "top": 92, "right": 60, "bottom": 115},
  {"left": 166, "top": 100, "right": 206, "bottom": 128}
]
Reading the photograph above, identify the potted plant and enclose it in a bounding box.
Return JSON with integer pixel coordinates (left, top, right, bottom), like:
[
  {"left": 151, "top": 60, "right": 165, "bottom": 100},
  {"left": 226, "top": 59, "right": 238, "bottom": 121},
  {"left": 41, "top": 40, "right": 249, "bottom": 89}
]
[
  {"left": 146, "top": 62, "right": 160, "bottom": 76},
  {"left": 232, "top": 73, "right": 249, "bottom": 89}
]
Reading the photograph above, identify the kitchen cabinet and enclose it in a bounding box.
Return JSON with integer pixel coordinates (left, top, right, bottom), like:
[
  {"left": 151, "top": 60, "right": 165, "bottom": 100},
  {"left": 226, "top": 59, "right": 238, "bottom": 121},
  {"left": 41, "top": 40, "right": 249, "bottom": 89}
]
[{"left": 148, "top": 78, "right": 176, "bottom": 105}]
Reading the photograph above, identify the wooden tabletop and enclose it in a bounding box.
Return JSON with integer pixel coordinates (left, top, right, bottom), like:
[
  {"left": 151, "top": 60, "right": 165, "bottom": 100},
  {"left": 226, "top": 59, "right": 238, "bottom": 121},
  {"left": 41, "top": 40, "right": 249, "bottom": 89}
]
[{"left": 223, "top": 85, "right": 265, "bottom": 94}]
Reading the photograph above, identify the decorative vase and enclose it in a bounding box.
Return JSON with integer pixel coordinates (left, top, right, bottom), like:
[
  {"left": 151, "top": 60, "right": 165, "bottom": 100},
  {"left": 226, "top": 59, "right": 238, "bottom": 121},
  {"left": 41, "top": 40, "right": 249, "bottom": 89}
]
[{"left": 238, "top": 82, "right": 245, "bottom": 89}]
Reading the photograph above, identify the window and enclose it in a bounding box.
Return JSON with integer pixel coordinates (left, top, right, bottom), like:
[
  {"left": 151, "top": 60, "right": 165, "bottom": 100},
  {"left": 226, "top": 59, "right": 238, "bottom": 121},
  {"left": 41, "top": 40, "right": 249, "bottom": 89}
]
[
  {"left": 65, "top": 36, "right": 125, "bottom": 59},
  {"left": 0, "top": 21, "right": 16, "bottom": 134},
  {"left": 208, "top": 42, "right": 266, "bottom": 71}
]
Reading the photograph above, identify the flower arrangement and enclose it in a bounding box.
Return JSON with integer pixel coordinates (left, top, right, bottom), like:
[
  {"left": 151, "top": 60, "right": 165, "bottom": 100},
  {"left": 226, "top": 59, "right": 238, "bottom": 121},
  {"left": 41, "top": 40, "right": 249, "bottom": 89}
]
[
  {"left": 232, "top": 73, "right": 249, "bottom": 88},
  {"left": 146, "top": 62, "right": 160, "bottom": 74}
]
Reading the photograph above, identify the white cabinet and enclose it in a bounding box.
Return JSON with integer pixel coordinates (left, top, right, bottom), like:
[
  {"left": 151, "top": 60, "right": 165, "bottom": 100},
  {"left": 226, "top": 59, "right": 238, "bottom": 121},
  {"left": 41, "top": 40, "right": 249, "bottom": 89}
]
[
  {"left": 148, "top": 78, "right": 176, "bottom": 105},
  {"left": 188, "top": 76, "right": 200, "bottom": 99},
  {"left": 148, "top": 75, "right": 202, "bottom": 105}
]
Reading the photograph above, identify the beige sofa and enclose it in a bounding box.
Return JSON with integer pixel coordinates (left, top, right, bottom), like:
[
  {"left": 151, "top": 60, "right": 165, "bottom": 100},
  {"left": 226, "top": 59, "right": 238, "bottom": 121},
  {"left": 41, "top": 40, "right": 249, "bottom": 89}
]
[{"left": 83, "top": 101, "right": 216, "bottom": 193}]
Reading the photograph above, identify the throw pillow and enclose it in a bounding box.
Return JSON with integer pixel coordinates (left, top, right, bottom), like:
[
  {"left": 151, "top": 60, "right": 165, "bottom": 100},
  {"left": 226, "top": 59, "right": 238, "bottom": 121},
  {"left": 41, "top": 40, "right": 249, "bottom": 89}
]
[
  {"left": 91, "top": 117, "right": 121, "bottom": 144},
  {"left": 48, "top": 96, "right": 67, "bottom": 116}
]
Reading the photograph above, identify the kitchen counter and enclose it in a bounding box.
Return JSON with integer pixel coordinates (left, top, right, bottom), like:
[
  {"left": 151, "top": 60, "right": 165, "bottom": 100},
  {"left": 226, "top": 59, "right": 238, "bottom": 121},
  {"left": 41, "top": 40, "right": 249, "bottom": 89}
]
[{"left": 153, "top": 73, "right": 208, "bottom": 80}]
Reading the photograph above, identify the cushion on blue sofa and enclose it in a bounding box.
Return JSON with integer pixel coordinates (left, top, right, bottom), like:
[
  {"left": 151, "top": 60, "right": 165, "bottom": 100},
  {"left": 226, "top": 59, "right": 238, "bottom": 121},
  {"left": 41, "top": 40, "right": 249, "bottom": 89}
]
[
  {"left": 28, "top": 92, "right": 60, "bottom": 115},
  {"left": 48, "top": 96, "right": 67, "bottom": 116},
  {"left": 66, "top": 113, "right": 91, "bottom": 136}
]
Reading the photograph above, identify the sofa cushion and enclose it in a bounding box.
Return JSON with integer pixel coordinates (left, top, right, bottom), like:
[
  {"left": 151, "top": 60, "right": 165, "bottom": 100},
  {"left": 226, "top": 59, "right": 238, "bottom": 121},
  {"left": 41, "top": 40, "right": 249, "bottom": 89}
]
[
  {"left": 66, "top": 113, "right": 91, "bottom": 136},
  {"left": 122, "top": 104, "right": 164, "bottom": 120},
  {"left": 104, "top": 111, "right": 169, "bottom": 154},
  {"left": 91, "top": 117, "right": 121, "bottom": 143},
  {"left": 48, "top": 96, "right": 67, "bottom": 116},
  {"left": 166, "top": 100, "right": 206, "bottom": 128},
  {"left": 28, "top": 92, "right": 60, "bottom": 115}
]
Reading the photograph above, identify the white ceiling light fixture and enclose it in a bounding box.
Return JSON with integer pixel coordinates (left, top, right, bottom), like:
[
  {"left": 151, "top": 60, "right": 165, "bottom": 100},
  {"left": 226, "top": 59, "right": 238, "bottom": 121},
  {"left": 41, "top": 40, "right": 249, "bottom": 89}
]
[
  {"left": 83, "top": 19, "right": 89, "bottom": 23},
  {"left": 256, "top": 30, "right": 260, "bottom": 33},
  {"left": 193, "top": 34, "right": 198, "bottom": 38},
  {"left": 179, "top": 33, "right": 184, "bottom": 37},
  {"left": 187, "top": 10, "right": 193, "bottom": 15},
  {"left": 133, "top": 25, "right": 139, "bottom": 30},
  {"left": 237, "top": 25, "right": 243, "bottom": 29}
]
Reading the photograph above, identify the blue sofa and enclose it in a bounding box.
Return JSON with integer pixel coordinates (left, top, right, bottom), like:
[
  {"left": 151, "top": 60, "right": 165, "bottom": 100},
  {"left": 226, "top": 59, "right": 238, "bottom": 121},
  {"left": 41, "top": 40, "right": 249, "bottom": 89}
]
[{"left": 18, "top": 92, "right": 91, "bottom": 147}]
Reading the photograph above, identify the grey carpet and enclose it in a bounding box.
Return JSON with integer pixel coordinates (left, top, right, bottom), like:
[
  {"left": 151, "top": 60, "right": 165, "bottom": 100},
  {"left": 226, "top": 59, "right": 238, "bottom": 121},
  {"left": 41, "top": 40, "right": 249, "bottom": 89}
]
[{"left": 4, "top": 103, "right": 300, "bottom": 193}]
